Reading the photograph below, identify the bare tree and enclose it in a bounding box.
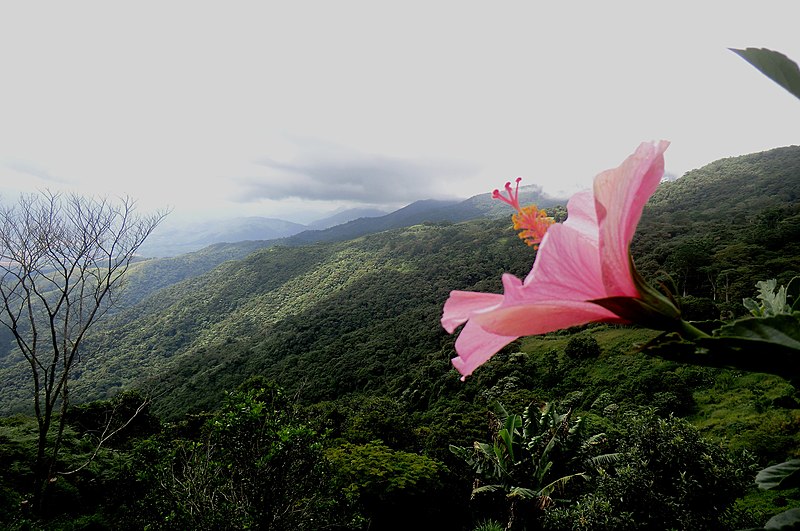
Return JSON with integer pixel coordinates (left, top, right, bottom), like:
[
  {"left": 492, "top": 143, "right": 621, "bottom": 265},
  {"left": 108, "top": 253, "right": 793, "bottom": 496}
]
[{"left": 0, "top": 190, "right": 166, "bottom": 510}]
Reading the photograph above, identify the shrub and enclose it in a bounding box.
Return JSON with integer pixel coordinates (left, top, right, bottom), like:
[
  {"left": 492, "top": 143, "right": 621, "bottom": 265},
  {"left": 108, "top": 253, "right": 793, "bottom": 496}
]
[
  {"left": 543, "top": 412, "right": 757, "bottom": 530},
  {"left": 564, "top": 335, "right": 601, "bottom": 360}
]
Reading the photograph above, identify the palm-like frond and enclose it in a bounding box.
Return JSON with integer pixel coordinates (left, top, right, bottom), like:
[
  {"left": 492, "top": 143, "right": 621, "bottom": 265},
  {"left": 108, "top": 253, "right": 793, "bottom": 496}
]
[{"left": 585, "top": 452, "right": 621, "bottom": 471}]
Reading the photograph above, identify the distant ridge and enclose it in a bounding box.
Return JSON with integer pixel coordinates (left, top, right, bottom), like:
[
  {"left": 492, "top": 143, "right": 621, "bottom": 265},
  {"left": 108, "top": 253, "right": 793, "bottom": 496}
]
[
  {"left": 306, "top": 207, "right": 388, "bottom": 230},
  {"left": 139, "top": 217, "right": 307, "bottom": 257},
  {"left": 117, "top": 186, "right": 561, "bottom": 306},
  {"left": 284, "top": 199, "right": 460, "bottom": 244},
  {"left": 2, "top": 146, "right": 800, "bottom": 416},
  {"left": 284, "top": 185, "right": 559, "bottom": 245}
]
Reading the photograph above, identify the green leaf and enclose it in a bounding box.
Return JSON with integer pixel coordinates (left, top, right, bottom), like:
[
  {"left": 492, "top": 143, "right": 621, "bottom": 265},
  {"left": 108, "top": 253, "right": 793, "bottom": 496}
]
[
  {"left": 640, "top": 316, "right": 800, "bottom": 382},
  {"left": 744, "top": 297, "right": 764, "bottom": 317},
  {"left": 765, "top": 507, "right": 800, "bottom": 530},
  {"left": 731, "top": 48, "right": 800, "bottom": 101},
  {"left": 507, "top": 486, "right": 538, "bottom": 499},
  {"left": 712, "top": 314, "right": 800, "bottom": 352},
  {"left": 787, "top": 277, "right": 800, "bottom": 312},
  {"left": 756, "top": 459, "right": 800, "bottom": 490},
  {"left": 472, "top": 483, "right": 502, "bottom": 496},
  {"left": 499, "top": 428, "right": 515, "bottom": 464},
  {"left": 538, "top": 472, "right": 588, "bottom": 499}
]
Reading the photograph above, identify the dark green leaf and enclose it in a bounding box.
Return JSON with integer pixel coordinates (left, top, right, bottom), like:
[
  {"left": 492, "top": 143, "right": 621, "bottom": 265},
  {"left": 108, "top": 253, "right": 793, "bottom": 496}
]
[
  {"left": 756, "top": 459, "right": 800, "bottom": 490},
  {"left": 765, "top": 507, "right": 800, "bottom": 530},
  {"left": 787, "top": 277, "right": 800, "bottom": 312},
  {"left": 639, "top": 317, "right": 800, "bottom": 382},
  {"left": 713, "top": 314, "right": 800, "bottom": 352},
  {"left": 731, "top": 48, "right": 800, "bottom": 101}
]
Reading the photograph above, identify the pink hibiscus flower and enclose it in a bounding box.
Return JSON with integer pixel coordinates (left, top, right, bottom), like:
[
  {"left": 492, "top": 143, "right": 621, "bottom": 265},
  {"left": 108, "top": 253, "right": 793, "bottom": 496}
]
[{"left": 442, "top": 141, "right": 678, "bottom": 379}]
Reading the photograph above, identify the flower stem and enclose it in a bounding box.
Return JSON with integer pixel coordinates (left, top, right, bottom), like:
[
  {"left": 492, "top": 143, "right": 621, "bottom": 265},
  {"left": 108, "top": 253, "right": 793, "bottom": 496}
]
[{"left": 678, "top": 319, "right": 711, "bottom": 340}]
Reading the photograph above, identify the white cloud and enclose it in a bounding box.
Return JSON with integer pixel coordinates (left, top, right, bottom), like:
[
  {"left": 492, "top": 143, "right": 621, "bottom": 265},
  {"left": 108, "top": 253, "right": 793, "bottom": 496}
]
[{"left": 0, "top": 1, "right": 798, "bottom": 221}]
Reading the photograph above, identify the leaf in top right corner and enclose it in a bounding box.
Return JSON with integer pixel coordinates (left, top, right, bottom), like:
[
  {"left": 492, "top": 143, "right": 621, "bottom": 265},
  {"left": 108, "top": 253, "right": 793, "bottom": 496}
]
[
  {"left": 731, "top": 47, "right": 800, "bottom": 101},
  {"left": 786, "top": 276, "right": 800, "bottom": 312},
  {"left": 713, "top": 314, "right": 800, "bottom": 353},
  {"left": 756, "top": 459, "right": 800, "bottom": 490}
]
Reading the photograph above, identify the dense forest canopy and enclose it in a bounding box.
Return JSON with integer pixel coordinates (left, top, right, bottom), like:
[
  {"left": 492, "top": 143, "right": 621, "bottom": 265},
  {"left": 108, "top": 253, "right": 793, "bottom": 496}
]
[
  {"left": 0, "top": 146, "right": 799, "bottom": 529},
  {"left": 634, "top": 146, "right": 800, "bottom": 308},
  {"left": 2, "top": 145, "right": 795, "bottom": 416}
]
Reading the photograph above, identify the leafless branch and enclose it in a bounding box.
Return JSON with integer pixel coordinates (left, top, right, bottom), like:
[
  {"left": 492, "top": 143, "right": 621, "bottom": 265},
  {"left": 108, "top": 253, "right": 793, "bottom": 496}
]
[
  {"left": 0, "top": 190, "right": 167, "bottom": 510},
  {"left": 60, "top": 394, "right": 152, "bottom": 475}
]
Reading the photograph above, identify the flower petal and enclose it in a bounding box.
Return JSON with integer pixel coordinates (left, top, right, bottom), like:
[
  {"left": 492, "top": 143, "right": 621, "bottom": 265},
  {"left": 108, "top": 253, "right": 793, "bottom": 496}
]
[
  {"left": 594, "top": 140, "right": 669, "bottom": 296},
  {"left": 451, "top": 320, "right": 518, "bottom": 380},
  {"left": 441, "top": 290, "right": 504, "bottom": 333},
  {"left": 474, "top": 222, "right": 622, "bottom": 337},
  {"left": 524, "top": 223, "right": 606, "bottom": 300},
  {"left": 473, "top": 300, "right": 622, "bottom": 337},
  {"left": 442, "top": 142, "right": 670, "bottom": 379},
  {"left": 562, "top": 190, "right": 599, "bottom": 241}
]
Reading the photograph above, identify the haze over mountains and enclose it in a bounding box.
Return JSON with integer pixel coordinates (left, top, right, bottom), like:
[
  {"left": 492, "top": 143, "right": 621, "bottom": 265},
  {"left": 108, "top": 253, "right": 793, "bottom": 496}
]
[
  {"left": 1, "top": 147, "right": 798, "bottom": 419},
  {"left": 138, "top": 185, "right": 557, "bottom": 257},
  {"left": 139, "top": 207, "right": 390, "bottom": 257}
]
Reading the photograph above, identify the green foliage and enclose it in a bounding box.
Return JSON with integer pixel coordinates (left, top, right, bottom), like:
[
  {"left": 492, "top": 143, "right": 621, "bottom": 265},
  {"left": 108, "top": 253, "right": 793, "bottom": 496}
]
[
  {"left": 472, "top": 519, "right": 506, "bottom": 531},
  {"left": 744, "top": 279, "right": 795, "bottom": 317},
  {"left": 120, "top": 239, "right": 275, "bottom": 307},
  {"left": 133, "top": 383, "right": 349, "bottom": 530},
  {"left": 65, "top": 390, "right": 160, "bottom": 450},
  {"left": 633, "top": 146, "right": 800, "bottom": 309},
  {"left": 679, "top": 294, "right": 719, "bottom": 321},
  {"left": 543, "top": 412, "right": 757, "bottom": 530},
  {"left": 690, "top": 370, "right": 800, "bottom": 464},
  {"left": 0, "top": 406, "right": 153, "bottom": 529},
  {"left": 731, "top": 48, "right": 800, "bottom": 101},
  {"left": 308, "top": 394, "right": 418, "bottom": 450},
  {"left": 643, "top": 278, "right": 800, "bottom": 382},
  {"left": 316, "top": 403, "right": 464, "bottom": 529},
  {"left": 327, "top": 440, "right": 443, "bottom": 498},
  {"left": 451, "top": 401, "right": 607, "bottom": 529},
  {"left": 564, "top": 334, "right": 601, "bottom": 360}
]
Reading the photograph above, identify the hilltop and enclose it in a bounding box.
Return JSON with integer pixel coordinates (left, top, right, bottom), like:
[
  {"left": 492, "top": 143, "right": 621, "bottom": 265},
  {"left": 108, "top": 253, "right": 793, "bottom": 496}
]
[
  {"left": 1, "top": 146, "right": 799, "bottom": 530},
  {"left": 0, "top": 147, "right": 798, "bottom": 418}
]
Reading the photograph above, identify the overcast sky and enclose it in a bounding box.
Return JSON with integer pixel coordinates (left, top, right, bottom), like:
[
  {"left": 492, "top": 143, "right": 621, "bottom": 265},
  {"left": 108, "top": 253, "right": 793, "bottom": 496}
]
[{"left": 1, "top": 2, "right": 798, "bottom": 224}]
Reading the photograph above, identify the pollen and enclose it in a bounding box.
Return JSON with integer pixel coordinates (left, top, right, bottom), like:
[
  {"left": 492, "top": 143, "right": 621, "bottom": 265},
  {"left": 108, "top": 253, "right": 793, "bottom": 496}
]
[
  {"left": 512, "top": 205, "right": 554, "bottom": 248},
  {"left": 493, "top": 177, "right": 554, "bottom": 249}
]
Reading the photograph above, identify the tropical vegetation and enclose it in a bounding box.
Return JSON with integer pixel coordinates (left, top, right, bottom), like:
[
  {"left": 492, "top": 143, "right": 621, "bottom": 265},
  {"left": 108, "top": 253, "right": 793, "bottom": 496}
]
[{"left": 0, "top": 146, "right": 799, "bottom": 529}]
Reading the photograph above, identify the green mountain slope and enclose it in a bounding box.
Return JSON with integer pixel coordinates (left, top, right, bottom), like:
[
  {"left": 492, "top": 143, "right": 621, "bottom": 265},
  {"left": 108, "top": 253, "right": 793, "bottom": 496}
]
[
  {"left": 78, "top": 219, "right": 535, "bottom": 417},
  {"left": 633, "top": 145, "right": 800, "bottom": 307},
  {"left": 115, "top": 187, "right": 557, "bottom": 313},
  {"left": 1, "top": 147, "right": 798, "bottom": 419}
]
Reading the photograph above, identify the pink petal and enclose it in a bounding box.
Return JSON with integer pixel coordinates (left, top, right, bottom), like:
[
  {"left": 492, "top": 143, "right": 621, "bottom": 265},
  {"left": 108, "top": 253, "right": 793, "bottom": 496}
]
[
  {"left": 524, "top": 223, "right": 605, "bottom": 301},
  {"left": 441, "top": 290, "right": 504, "bottom": 333},
  {"left": 473, "top": 300, "right": 622, "bottom": 337},
  {"left": 451, "top": 320, "right": 518, "bottom": 379},
  {"left": 443, "top": 141, "right": 669, "bottom": 379},
  {"left": 474, "top": 224, "right": 619, "bottom": 337},
  {"left": 561, "top": 190, "right": 599, "bottom": 241},
  {"left": 594, "top": 141, "right": 669, "bottom": 296}
]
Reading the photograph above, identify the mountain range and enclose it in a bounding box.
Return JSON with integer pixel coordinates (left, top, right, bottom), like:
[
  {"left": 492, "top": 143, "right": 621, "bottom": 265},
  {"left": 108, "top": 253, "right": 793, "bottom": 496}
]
[
  {"left": 0, "top": 150, "right": 798, "bottom": 418},
  {"left": 138, "top": 207, "right": 390, "bottom": 257}
]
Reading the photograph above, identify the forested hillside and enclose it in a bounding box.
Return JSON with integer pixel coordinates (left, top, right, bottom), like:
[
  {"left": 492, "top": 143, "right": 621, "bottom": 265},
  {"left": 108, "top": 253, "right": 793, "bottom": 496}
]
[
  {"left": 97, "top": 147, "right": 800, "bottom": 412},
  {"left": 633, "top": 145, "right": 800, "bottom": 308},
  {"left": 0, "top": 218, "right": 536, "bottom": 415},
  {"left": 1, "top": 147, "right": 799, "bottom": 529},
  {"left": 109, "top": 187, "right": 556, "bottom": 318},
  {"left": 1, "top": 148, "right": 798, "bottom": 415}
]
